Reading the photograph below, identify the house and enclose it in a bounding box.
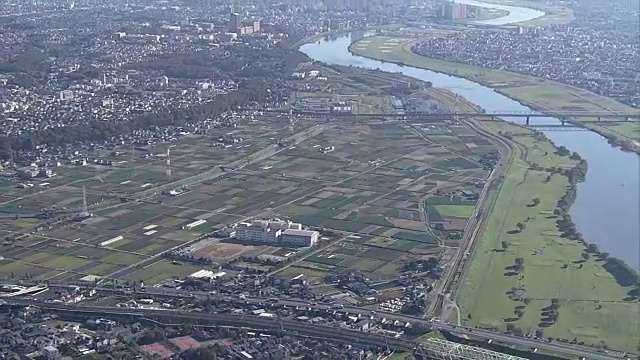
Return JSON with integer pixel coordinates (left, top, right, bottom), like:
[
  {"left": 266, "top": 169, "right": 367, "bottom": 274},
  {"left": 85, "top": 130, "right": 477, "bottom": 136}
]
[{"left": 43, "top": 345, "right": 59, "bottom": 359}]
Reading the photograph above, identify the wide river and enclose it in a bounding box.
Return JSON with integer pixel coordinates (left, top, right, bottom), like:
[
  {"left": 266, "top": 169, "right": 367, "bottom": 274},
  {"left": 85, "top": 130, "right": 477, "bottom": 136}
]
[{"left": 299, "top": 10, "right": 640, "bottom": 271}]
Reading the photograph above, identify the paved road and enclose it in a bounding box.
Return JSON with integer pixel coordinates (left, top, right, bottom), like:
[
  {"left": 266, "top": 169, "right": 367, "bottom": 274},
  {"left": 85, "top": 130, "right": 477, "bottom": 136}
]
[
  {"left": 2, "top": 298, "right": 415, "bottom": 351},
  {"left": 1, "top": 292, "right": 625, "bottom": 360}
]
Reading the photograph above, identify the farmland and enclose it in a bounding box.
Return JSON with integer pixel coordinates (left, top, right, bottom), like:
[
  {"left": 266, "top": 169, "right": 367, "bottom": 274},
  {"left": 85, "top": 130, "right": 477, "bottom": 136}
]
[
  {"left": 0, "top": 64, "right": 499, "bottom": 291},
  {"left": 0, "top": 115, "right": 308, "bottom": 284},
  {"left": 265, "top": 121, "right": 494, "bottom": 286},
  {"left": 0, "top": 112, "right": 496, "bottom": 287}
]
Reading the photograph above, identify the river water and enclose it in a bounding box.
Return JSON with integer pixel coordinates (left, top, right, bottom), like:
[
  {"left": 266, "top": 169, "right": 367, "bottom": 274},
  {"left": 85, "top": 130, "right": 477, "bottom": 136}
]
[
  {"left": 299, "top": 18, "right": 640, "bottom": 271},
  {"left": 453, "top": 0, "right": 545, "bottom": 26}
]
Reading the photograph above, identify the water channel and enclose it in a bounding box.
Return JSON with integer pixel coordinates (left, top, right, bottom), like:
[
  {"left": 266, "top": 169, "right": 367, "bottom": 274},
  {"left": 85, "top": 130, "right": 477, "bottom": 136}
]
[{"left": 298, "top": 12, "right": 640, "bottom": 271}]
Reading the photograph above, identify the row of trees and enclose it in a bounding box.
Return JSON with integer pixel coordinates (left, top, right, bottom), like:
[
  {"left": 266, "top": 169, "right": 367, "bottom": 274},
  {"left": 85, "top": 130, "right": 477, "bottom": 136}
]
[{"left": 548, "top": 150, "right": 639, "bottom": 293}]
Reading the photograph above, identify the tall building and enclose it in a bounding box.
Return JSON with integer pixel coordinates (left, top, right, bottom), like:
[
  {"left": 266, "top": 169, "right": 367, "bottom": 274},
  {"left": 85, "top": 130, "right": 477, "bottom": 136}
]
[
  {"left": 441, "top": 2, "right": 468, "bottom": 20},
  {"left": 229, "top": 12, "right": 240, "bottom": 32}
]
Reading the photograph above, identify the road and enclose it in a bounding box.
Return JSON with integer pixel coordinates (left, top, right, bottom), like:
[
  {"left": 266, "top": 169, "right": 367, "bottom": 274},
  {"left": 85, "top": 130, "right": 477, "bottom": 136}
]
[
  {"left": 1, "top": 292, "right": 625, "bottom": 360},
  {"left": 2, "top": 298, "right": 415, "bottom": 351}
]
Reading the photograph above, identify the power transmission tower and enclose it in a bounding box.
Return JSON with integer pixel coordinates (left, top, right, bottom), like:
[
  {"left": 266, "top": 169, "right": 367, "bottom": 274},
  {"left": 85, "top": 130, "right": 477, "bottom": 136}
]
[{"left": 165, "top": 147, "right": 172, "bottom": 181}]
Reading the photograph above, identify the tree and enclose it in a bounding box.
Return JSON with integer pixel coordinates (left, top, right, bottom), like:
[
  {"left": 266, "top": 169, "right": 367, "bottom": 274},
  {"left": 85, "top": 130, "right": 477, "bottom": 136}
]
[
  {"left": 581, "top": 252, "right": 590, "bottom": 261},
  {"left": 516, "top": 222, "right": 526, "bottom": 232},
  {"left": 501, "top": 241, "right": 509, "bottom": 250},
  {"left": 183, "top": 347, "right": 217, "bottom": 360},
  {"left": 515, "top": 257, "right": 524, "bottom": 266},
  {"left": 531, "top": 197, "right": 540, "bottom": 206}
]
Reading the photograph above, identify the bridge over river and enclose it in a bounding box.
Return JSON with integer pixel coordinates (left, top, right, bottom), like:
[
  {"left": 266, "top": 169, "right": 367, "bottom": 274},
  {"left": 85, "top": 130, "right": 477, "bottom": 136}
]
[{"left": 251, "top": 108, "right": 640, "bottom": 124}]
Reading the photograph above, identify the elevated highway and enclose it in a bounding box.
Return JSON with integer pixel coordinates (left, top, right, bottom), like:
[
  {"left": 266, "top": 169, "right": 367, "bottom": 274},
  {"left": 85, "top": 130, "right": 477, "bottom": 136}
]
[
  {"left": 1, "top": 296, "right": 625, "bottom": 360},
  {"left": 2, "top": 298, "right": 415, "bottom": 351}
]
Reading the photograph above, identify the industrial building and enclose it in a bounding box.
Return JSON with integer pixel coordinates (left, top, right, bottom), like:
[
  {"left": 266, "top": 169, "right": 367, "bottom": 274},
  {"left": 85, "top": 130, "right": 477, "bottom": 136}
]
[{"left": 188, "top": 270, "right": 227, "bottom": 280}]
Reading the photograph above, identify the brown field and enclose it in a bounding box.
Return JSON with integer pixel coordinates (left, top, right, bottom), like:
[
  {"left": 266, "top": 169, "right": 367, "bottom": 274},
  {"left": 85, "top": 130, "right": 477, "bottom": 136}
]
[{"left": 0, "top": 97, "right": 494, "bottom": 287}]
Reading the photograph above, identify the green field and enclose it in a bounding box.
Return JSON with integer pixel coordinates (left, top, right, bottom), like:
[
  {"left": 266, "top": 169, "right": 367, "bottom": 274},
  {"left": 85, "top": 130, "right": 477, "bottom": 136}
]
[
  {"left": 123, "top": 260, "right": 202, "bottom": 285},
  {"left": 433, "top": 205, "right": 475, "bottom": 218},
  {"left": 348, "top": 36, "right": 640, "bottom": 150},
  {"left": 457, "top": 121, "right": 639, "bottom": 353}
]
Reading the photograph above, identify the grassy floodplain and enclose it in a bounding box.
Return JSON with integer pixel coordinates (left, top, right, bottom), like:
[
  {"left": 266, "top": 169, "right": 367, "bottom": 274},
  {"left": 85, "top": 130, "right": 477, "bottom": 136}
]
[
  {"left": 348, "top": 36, "right": 640, "bottom": 153},
  {"left": 419, "top": 85, "right": 638, "bottom": 352},
  {"left": 458, "top": 120, "right": 639, "bottom": 354}
]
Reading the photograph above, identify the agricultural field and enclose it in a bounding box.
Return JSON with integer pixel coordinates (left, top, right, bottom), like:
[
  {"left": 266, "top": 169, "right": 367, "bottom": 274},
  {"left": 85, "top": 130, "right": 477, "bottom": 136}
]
[
  {"left": 0, "top": 116, "right": 297, "bottom": 216},
  {"left": 292, "top": 65, "right": 416, "bottom": 115},
  {"left": 0, "top": 116, "right": 303, "bottom": 284},
  {"left": 0, "top": 112, "right": 496, "bottom": 287},
  {"left": 282, "top": 233, "right": 444, "bottom": 284},
  {"left": 260, "top": 122, "right": 493, "bottom": 283}
]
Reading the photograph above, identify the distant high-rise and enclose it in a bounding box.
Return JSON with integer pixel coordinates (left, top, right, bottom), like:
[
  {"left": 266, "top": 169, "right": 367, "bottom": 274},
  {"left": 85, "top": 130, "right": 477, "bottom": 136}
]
[
  {"left": 229, "top": 12, "right": 240, "bottom": 32},
  {"left": 441, "top": 2, "right": 468, "bottom": 20}
]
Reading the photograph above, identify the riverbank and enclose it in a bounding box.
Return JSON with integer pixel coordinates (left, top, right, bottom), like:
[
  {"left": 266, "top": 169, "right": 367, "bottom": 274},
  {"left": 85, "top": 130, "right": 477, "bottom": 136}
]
[
  {"left": 348, "top": 36, "right": 640, "bottom": 154},
  {"left": 464, "top": 0, "right": 575, "bottom": 26},
  {"left": 412, "top": 78, "right": 639, "bottom": 354},
  {"left": 459, "top": 120, "right": 639, "bottom": 354},
  {"left": 299, "top": 32, "right": 638, "bottom": 353}
]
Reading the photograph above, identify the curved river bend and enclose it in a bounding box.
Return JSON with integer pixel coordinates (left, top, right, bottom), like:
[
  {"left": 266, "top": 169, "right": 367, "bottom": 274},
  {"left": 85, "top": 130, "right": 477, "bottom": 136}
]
[{"left": 299, "top": 20, "right": 639, "bottom": 272}]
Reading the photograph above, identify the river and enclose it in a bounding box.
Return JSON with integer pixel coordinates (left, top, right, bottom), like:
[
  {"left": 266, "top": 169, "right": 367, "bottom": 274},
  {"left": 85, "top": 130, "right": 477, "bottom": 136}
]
[
  {"left": 298, "top": 15, "right": 640, "bottom": 272},
  {"left": 453, "top": 0, "right": 545, "bottom": 26}
]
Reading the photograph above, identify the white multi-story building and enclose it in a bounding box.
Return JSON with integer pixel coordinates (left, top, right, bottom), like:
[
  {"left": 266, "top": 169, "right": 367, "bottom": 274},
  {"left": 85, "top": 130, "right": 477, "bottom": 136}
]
[
  {"left": 250, "top": 219, "right": 301, "bottom": 231},
  {"left": 235, "top": 219, "right": 315, "bottom": 247},
  {"left": 280, "top": 229, "right": 319, "bottom": 248},
  {"left": 236, "top": 223, "right": 281, "bottom": 243}
]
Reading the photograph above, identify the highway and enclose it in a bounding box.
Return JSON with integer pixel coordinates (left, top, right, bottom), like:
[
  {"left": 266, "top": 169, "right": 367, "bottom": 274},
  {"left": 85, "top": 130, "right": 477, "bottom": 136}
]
[
  {"left": 1, "top": 293, "right": 625, "bottom": 360},
  {"left": 2, "top": 298, "right": 415, "bottom": 351},
  {"left": 248, "top": 108, "right": 640, "bottom": 121}
]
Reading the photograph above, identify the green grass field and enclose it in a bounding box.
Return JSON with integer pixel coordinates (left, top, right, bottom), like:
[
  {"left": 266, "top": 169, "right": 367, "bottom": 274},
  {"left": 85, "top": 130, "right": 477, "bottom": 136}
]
[
  {"left": 348, "top": 36, "right": 640, "bottom": 149},
  {"left": 123, "top": 260, "right": 202, "bottom": 285},
  {"left": 434, "top": 205, "right": 475, "bottom": 218},
  {"left": 387, "top": 353, "right": 413, "bottom": 360},
  {"left": 457, "top": 121, "right": 639, "bottom": 354}
]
